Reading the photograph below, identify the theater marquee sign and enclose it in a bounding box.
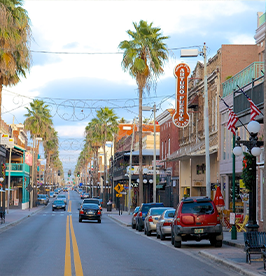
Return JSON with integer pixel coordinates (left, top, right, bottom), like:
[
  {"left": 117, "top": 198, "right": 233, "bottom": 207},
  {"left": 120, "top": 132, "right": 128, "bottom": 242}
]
[{"left": 172, "top": 63, "right": 190, "bottom": 128}]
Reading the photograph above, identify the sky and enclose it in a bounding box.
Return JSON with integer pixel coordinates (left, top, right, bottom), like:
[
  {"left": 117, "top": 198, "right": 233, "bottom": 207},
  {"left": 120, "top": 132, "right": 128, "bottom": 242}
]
[{"left": 2, "top": 0, "right": 265, "bottom": 177}]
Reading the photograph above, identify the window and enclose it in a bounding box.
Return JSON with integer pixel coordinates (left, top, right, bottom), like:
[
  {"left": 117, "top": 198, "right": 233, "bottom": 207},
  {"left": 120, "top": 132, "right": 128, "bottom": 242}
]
[
  {"left": 162, "top": 141, "right": 163, "bottom": 159},
  {"left": 168, "top": 138, "right": 170, "bottom": 156}
]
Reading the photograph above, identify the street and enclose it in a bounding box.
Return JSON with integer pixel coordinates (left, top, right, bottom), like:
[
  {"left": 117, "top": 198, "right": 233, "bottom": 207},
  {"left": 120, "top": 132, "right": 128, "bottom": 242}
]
[{"left": 0, "top": 191, "right": 241, "bottom": 276}]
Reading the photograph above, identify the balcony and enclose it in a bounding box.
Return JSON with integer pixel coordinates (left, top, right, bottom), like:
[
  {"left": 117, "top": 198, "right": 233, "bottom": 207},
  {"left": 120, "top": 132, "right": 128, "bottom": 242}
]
[
  {"left": 6, "top": 163, "right": 30, "bottom": 176},
  {"left": 222, "top": 62, "right": 264, "bottom": 97}
]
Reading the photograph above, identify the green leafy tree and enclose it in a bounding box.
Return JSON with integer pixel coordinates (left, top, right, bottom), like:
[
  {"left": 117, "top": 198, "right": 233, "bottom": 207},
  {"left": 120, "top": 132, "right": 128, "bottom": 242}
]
[
  {"left": 0, "top": 0, "right": 31, "bottom": 119},
  {"left": 119, "top": 20, "right": 169, "bottom": 204}
]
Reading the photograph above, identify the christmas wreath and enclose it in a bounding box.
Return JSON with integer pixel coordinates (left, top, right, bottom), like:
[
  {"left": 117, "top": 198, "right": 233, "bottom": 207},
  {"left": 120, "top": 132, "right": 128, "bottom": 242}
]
[{"left": 242, "top": 152, "right": 255, "bottom": 190}]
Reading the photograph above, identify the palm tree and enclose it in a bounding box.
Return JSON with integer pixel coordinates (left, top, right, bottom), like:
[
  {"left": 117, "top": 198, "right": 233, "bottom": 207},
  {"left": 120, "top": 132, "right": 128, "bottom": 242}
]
[
  {"left": 0, "top": 0, "right": 31, "bottom": 121},
  {"left": 119, "top": 20, "right": 169, "bottom": 204}
]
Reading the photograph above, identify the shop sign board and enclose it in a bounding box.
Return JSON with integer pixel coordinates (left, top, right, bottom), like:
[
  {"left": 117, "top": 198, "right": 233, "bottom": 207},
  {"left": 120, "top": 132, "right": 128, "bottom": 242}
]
[{"left": 172, "top": 63, "right": 190, "bottom": 128}]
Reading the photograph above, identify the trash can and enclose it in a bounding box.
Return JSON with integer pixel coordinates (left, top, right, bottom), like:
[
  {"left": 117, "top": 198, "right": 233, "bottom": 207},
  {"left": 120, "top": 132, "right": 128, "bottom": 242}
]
[{"left": 107, "top": 204, "right": 112, "bottom": 212}]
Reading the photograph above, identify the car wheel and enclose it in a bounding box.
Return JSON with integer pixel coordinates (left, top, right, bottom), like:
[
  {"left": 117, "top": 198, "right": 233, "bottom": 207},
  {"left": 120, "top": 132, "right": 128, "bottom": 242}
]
[
  {"left": 147, "top": 229, "right": 151, "bottom": 236},
  {"left": 79, "top": 218, "right": 82, "bottom": 223},
  {"left": 138, "top": 225, "right": 142, "bottom": 232},
  {"left": 144, "top": 226, "right": 147, "bottom": 235},
  {"left": 174, "top": 240, "right": 181, "bottom": 248},
  {"left": 171, "top": 231, "right": 174, "bottom": 245},
  {"left": 156, "top": 231, "right": 160, "bottom": 239},
  {"left": 132, "top": 223, "right": 136, "bottom": 229},
  {"left": 52, "top": 208, "right": 54, "bottom": 211},
  {"left": 160, "top": 233, "right": 165, "bottom": 240},
  {"left": 215, "top": 240, "right": 222, "bottom": 247},
  {"left": 64, "top": 207, "right": 66, "bottom": 211},
  {"left": 210, "top": 237, "right": 215, "bottom": 246},
  {"left": 98, "top": 219, "right": 101, "bottom": 223}
]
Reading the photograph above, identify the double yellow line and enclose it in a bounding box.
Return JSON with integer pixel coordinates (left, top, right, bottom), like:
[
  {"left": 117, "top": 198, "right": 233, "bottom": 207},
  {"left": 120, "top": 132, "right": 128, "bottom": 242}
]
[{"left": 65, "top": 200, "right": 83, "bottom": 276}]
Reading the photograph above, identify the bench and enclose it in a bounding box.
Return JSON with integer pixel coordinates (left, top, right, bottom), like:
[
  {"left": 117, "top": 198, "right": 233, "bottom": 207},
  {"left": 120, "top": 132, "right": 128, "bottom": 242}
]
[{"left": 244, "top": 231, "right": 266, "bottom": 267}]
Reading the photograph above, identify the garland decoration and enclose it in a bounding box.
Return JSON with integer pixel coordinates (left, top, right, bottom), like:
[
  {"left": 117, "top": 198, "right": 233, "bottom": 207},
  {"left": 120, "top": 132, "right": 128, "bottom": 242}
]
[
  {"left": 1, "top": 163, "right": 6, "bottom": 181},
  {"left": 242, "top": 152, "right": 254, "bottom": 190}
]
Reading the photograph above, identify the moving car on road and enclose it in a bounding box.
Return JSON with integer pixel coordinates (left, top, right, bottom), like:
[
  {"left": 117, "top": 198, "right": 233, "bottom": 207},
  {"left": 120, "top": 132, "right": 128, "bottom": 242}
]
[
  {"left": 52, "top": 200, "right": 66, "bottom": 211},
  {"left": 79, "top": 203, "right": 102, "bottom": 223},
  {"left": 171, "top": 196, "right": 223, "bottom": 248},
  {"left": 57, "top": 194, "right": 67, "bottom": 204},
  {"left": 37, "top": 194, "right": 49, "bottom": 205}
]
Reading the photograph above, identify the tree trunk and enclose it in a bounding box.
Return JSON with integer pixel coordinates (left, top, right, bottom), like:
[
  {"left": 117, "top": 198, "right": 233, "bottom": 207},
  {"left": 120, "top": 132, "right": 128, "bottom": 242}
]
[{"left": 139, "top": 88, "right": 143, "bottom": 205}]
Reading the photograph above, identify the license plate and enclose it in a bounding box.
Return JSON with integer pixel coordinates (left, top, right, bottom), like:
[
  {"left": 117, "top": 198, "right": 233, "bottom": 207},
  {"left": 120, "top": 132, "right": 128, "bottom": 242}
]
[
  {"left": 194, "top": 229, "right": 203, "bottom": 234},
  {"left": 88, "top": 211, "right": 94, "bottom": 214}
]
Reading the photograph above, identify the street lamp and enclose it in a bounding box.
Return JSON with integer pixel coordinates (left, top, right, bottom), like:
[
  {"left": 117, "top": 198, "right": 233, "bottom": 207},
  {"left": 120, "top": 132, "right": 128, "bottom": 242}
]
[
  {"left": 143, "top": 103, "right": 157, "bottom": 203},
  {"left": 180, "top": 44, "right": 211, "bottom": 198},
  {"left": 233, "top": 120, "right": 263, "bottom": 232}
]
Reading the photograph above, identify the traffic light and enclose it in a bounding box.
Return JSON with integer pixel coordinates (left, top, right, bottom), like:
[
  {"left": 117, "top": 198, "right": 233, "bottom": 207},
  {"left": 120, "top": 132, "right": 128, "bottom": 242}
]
[
  {"left": 77, "top": 172, "right": 80, "bottom": 177},
  {"left": 58, "top": 170, "right": 60, "bottom": 176}
]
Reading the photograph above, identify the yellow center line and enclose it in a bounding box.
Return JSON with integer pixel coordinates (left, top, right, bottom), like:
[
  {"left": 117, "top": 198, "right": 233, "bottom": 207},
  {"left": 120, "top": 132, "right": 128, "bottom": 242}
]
[
  {"left": 64, "top": 216, "right": 71, "bottom": 276},
  {"left": 70, "top": 215, "right": 84, "bottom": 276}
]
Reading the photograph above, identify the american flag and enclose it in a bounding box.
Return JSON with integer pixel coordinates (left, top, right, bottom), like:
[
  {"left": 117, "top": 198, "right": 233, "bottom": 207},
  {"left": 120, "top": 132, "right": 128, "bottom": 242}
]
[
  {"left": 227, "top": 108, "right": 238, "bottom": 135},
  {"left": 248, "top": 98, "right": 261, "bottom": 121}
]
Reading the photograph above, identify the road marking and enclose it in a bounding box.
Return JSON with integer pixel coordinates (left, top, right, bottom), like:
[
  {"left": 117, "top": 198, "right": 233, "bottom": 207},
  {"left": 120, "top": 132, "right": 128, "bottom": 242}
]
[
  {"left": 70, "top": 216, "right": 83, "bottom": 276},
  {"left": 64, "top": 216, "right": 71, "bottom": 276}
]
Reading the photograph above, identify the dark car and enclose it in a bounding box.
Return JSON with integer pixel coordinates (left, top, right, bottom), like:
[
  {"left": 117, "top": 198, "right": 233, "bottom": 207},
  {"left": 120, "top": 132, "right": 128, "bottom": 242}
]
[
  {"left": 131, "top": 206, "right": 140, "bottom": 229},
  {"left": 171, "top": 196, "right": 223, "bottom": 248},
  {"left": 135, "top": 202, "right": 164, "bottom": 231},
  {"left": 79, "top": 203, "right": 102, "bottom": 223},
  {"left": 52, "top": 200, "right": 66, "bottom": 211}
]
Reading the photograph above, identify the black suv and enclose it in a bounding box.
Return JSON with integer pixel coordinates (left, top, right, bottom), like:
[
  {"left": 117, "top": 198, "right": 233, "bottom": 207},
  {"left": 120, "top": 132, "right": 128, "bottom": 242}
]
[
  {"left": 171, "top": 196, "right": 223, "bottom": 248},
  {"left": 136, "top": 202, "right": 164, "bottom": 231}
]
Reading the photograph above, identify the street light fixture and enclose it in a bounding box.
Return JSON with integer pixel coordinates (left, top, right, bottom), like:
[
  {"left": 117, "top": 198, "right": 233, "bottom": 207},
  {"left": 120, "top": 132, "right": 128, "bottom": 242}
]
[{"left": 233, "top": 120, "right": 263, "bottom": 232}]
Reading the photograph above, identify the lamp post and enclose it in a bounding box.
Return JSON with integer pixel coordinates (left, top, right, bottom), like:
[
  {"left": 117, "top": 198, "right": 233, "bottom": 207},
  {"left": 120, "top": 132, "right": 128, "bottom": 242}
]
[
  {"left": 233, "top": 120, "right": 263, "bottom": 232},
  {"left": 143, "top": 103, "right": 157, "bottom": 203},
  {"left": 180, "top": 44, "right": 210, "bottom": 197}
]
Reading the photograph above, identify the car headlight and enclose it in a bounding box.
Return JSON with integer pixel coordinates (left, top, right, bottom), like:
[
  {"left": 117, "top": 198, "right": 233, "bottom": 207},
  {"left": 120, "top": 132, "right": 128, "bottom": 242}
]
[{"left": 52, "top": 205, "right": 56, "bottom": 207}]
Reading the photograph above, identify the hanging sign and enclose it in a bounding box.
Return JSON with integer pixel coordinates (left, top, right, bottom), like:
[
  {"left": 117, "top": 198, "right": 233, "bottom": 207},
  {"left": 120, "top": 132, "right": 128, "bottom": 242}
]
[
  {"left": 172, "top": 63, "right": 190, "bottom": 128},
  {"left": 0, "top": 134, "right": 9, "bottom": 145}
]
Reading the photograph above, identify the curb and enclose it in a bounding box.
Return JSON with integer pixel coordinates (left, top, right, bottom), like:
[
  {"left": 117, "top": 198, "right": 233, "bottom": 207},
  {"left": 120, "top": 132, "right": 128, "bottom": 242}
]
[
  {"left": 223, "top": 239, "right": 244, "bottom": 249},
  {"left": 107, "top": 214, "right": 131, "bottom": 227},
  {"left": 199, "top": 250, "right": 261, "bottom": 276}
]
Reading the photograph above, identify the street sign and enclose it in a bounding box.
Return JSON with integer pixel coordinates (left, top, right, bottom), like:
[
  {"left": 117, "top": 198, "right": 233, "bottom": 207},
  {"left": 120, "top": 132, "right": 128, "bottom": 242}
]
[
  {"left": 120, "top": 192, "right": 126, "bottom": 195},
  {"left": 116, "top": 193, "right": 122, "bottom": 197},
  {"left": 25, "top": 185, "right": 33, "bottom": 192},
  {"left": 114, "top": 183, "right": 124, "bottom": 193},
  {"left": 0, "top": 134, "right": 9, "bottom": 145}
]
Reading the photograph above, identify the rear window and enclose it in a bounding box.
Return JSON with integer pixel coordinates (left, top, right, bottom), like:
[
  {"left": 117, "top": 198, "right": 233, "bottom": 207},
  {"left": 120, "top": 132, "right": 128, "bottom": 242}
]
[
  {"left": 150, "top": 208, "right": 167, "bottom": 216},
  {"left": 142, "top": 203, "right": 164, "bottom": 213},
  {"left": 84, "top": 200, "right": 99, "bottom": 204},
  {"left": 82, "top": 204, "right": 98, "bottom": 209},
  {"left": 181, "top": 202, "right": 214, "bottom": 215},
  {"left": 165, "top": 210, "right": 175, "bottom": 218}
]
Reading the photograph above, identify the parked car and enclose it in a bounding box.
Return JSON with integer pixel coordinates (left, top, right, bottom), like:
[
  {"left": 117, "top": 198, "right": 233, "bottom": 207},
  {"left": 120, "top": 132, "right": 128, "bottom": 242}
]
[
  {"left": 81, "top": 193, "right": 90, "bottom": 199},
  {"left": 135, "top": 202, "right": 164, "bottom": 231},
  {"left": 57, "top": 194, "right": 67, "bottom": 204},
  {"left": 52, "top": 200, "right": 66, "bottom": 211},
  {"left": 93, "top": 196, "right": 103, "bottom": 205},
  {"left": 144, "top": 207, "right": 172, "bottom": 236},
  {"left": 82, "top": 198, "right": 102, "bottom": 211},
  {"left": 171, "top": 196, "right": 223, "bottom": 248},
  {"left": 78, "top": 203, "right": 102, "bottom": 223},
  {"left": 131, "top": 206, "right": 140, "bottom": 229},
  {"left": 37, "top": 194, "right": 49, "bottom": 205},
  {"left": 156, "top": 208, "right": 175, "bottom": 240}
]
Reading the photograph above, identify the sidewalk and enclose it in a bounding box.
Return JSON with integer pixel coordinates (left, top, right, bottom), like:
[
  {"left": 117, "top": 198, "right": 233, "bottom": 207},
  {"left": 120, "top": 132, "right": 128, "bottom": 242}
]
[
  {"left": 0, "top": 205, "right": 46, "bottom": 230},
  {"left": 105, "top": 209, "right": 265, "bottom": 276}
]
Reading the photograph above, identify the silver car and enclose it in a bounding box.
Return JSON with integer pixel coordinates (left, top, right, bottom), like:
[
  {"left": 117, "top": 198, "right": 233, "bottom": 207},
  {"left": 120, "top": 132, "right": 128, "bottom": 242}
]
[
  {"left": 156, "top": 208, "right": 175, "bottom": 240},
  {"left": 57, "top": 194, "right": 67, "bottom": 204},
  {"left": 144, "top": 207, "right": 172, "bottom": 236}
]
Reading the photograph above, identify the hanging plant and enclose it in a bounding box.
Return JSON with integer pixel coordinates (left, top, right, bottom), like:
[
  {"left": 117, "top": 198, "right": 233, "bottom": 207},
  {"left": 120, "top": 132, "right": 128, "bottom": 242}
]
[{"left": 242, "top": 152, "right": 254, "bottom": 190}]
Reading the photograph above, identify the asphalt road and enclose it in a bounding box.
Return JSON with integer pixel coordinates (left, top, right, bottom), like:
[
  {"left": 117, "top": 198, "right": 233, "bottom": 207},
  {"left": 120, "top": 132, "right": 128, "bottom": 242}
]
[{"left": 0, "top": 191, "right": 241, "bottom": 276}]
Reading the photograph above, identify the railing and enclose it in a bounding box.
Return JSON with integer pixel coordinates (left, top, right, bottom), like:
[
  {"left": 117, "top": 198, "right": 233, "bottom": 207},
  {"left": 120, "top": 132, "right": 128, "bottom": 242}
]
[
  {"left": 6, "top": 163, "right": 30, "bottom": 174},
  {"left": 222, "top": 62, "right": 264, "bottom": 97}
]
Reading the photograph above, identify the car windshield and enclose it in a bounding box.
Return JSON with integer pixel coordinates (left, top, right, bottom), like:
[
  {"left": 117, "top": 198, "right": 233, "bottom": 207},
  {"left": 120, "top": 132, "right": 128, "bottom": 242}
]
[
  {"left": 181, "top": 202, "right": 214, "bottom": 215},
  {"left": 82, "top": 204, "right": 98, "bottom": 209},
  {"left": 38, "top": 195, "right": 46, "bottom": 198},
  {"left": 58, "top": 195, "right": 66, "bottom": 198},
  {"left": 54, "top": 200, "right": 65, "bottom": 204}
]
